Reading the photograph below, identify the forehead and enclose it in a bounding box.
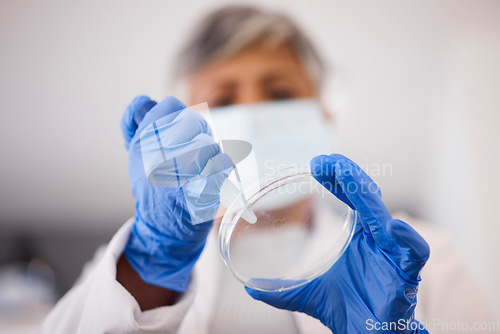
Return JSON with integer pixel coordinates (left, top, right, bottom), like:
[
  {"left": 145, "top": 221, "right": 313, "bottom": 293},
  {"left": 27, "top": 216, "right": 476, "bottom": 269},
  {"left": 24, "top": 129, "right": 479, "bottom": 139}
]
[{"left": 189, "top": 43, "right": 314, "bottom": 89}]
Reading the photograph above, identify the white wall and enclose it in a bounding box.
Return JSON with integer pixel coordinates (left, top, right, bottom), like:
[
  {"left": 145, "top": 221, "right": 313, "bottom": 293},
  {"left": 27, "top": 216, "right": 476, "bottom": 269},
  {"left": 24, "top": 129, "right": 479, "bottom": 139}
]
[{"left": 1, "top": 0, "right": 499, "bottom": 308}]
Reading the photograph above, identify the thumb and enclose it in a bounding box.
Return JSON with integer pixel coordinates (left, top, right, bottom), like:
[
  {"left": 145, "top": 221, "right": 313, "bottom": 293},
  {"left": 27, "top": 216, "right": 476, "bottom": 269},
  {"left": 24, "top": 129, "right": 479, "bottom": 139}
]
[
  {"left": 385, "top": 219, "right": 430, "bottom": 281},
  {"left": 120, "top": 95, "right": 157, "bottom": 150},
  {"left": 245, "top": 287, "right": 296, "bottom": 310},
  {"left": 244, "top": 279, "right": 309, "bottom": 312}
]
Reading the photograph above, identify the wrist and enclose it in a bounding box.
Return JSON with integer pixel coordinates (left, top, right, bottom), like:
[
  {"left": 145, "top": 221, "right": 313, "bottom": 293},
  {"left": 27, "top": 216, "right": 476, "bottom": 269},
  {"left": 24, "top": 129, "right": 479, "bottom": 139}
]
[
  {"left": 124, "top": 217, "right": 206, "bottom": 292},
  {"left": 116, "top": 254, "right": 182, "bottom": 310}
]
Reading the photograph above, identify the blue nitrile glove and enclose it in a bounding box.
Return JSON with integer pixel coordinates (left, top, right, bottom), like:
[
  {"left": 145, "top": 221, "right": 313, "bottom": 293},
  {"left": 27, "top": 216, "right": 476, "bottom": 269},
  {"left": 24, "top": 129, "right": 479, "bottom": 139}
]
[
  {"left": 246, "top": 154, "right": 430, "bottom": 334},
  {"left": 120, "top": 95, "right": 233, "bottom": 292}
]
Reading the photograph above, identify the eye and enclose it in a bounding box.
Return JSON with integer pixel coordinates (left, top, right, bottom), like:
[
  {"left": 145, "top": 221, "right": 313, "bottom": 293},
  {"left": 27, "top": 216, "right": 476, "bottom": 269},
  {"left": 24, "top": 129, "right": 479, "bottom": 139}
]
[
  {"left": 211, "top": 95, "right": 234, "bottom": 108},
  {"left": 268, "top": 88, "right": 295, "bottom": 100}
]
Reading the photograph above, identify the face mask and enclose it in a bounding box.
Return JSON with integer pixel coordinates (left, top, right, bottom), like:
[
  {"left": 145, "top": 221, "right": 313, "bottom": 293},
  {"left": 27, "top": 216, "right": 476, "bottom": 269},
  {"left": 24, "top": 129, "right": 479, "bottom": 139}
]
[{"left": 207, "top": 99, "right": 335, "bottom": 201}]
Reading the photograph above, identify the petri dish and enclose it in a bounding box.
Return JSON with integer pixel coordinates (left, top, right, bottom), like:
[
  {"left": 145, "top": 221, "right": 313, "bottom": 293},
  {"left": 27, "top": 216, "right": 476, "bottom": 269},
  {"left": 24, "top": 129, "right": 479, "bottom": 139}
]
[{"left": 218, "top": 165, "right": 357, "bottom": 292}]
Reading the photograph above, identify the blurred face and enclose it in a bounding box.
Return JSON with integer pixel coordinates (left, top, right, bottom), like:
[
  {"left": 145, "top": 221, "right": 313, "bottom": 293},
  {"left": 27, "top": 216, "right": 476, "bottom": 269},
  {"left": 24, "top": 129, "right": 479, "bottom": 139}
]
[{"left": 189, "top": 43, "right": 317, "bottom": 107}]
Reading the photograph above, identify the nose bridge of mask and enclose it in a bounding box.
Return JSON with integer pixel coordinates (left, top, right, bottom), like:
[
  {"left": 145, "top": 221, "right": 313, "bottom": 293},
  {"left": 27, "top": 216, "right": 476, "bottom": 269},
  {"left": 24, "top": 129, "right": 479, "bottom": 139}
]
[
  {"left": 253, "top": 101, "right": 302, "bottom": 155},
  {"left": 252, "top": 99, "right": 332, "bottom": 168},
  {"left": 208, "top": 99, "right": 330, "bottom": 180}
]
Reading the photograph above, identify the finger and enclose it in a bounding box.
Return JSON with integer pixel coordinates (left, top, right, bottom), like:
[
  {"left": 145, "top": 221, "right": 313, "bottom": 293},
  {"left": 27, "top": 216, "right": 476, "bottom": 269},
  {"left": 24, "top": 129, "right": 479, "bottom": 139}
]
[
  {"left": 245, "top": 283, "right": 304, "bottom": 312},
  {"left": 311, "top": 154, "right": 392, "bottom": 246},
  {"left": 121, "top": 95, "right": 157, "bottom": 150},
  {"left": 136, "top": 96, "right": 187, "bottom": 135},
  {"left": 182, "top": 156, "right": 234, "bottom": 225},
  {"left": 385, "top": 219, "right": 431, "bottom": 280},
  {"left": 311, "top": 154, "right": 356, "bottom": 210},
  {"left": 144, "top": 134, "right": 222, "bottom": 187},
  {"left": 144, "top": 106, "right": 212, "bottom": 147},
  {"left": 138, "top": 101, "right": 222, "bottom": 187}
]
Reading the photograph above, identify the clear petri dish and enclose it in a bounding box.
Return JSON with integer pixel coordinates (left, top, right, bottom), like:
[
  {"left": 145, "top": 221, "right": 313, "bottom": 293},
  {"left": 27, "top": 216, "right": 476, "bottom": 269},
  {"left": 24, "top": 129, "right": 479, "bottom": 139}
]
[{"left": 218, "top": 165, "right": 357, "bottom": 292}]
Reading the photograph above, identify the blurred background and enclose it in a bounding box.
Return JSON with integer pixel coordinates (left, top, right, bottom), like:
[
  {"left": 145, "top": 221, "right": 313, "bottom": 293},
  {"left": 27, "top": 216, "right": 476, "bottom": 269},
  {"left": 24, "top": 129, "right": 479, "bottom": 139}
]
[{"left": 0, "top": 0, "right": 499, "bottom": 328}]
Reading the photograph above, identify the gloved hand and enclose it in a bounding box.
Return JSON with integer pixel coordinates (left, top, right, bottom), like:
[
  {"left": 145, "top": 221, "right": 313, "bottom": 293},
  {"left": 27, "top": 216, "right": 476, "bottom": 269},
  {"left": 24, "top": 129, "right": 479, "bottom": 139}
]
[
  {"left": 246, "top": 154, "right": 430, "bottom": 334},
  {"left": 120, "top": 95, "right": 233, "bottom": 292}
]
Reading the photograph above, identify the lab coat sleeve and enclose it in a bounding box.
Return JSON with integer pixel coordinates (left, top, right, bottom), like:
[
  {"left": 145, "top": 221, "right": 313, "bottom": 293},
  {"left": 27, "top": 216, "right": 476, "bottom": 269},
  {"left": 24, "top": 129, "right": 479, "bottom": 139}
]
[{"left": 37, "top": 219, "right": 198, "bottom": 334}]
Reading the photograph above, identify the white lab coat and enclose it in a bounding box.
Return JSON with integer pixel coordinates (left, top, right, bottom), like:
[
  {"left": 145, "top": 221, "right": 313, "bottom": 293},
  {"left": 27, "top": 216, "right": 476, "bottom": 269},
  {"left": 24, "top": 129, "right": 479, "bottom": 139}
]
[{"left": 38, "top": 214, "right": 497, "bottom": 334}]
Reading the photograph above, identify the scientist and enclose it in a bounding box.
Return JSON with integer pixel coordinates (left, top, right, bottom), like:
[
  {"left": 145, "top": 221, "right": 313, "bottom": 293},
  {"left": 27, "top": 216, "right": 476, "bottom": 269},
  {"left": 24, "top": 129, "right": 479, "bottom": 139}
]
[{"left": 39, "top": 5, "right": 495, "bottom": 334}]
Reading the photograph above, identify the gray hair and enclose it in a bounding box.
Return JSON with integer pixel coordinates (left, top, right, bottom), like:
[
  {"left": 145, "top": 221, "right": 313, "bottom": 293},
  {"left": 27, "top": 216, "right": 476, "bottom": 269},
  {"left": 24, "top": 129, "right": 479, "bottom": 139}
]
[{"left": 173, "top": 5, "right": 326, "bottom": 92}]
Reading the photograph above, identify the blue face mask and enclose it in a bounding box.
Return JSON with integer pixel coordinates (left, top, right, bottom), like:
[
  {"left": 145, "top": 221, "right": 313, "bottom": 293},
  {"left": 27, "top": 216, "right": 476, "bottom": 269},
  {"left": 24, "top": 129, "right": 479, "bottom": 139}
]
[{"left": 208, "top": 99, "right": 335, "bottom": 193}]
